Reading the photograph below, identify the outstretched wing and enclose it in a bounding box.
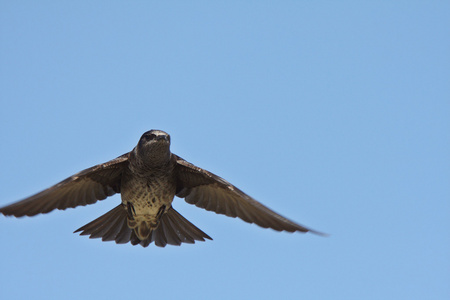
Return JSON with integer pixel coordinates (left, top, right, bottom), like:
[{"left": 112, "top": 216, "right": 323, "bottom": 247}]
[
  {"left": 174, "top": 155, "right": 325, "bottom": 235},
  {"left": 0, "top": 153, "right": 130, "bottom": 217}
]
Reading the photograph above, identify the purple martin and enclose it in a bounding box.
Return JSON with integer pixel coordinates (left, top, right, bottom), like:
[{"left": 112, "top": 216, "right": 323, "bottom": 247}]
[{"left": 0, "top": 130, "right": 324, "bottom": 247}]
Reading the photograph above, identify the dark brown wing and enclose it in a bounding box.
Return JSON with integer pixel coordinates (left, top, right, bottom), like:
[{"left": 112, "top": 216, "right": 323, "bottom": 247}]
[
  {"left": 0, "top": 153, "right": 129, "bottom": 217},
  {"left": 174, "top": 155, "right": 325, "bottom": 235}
]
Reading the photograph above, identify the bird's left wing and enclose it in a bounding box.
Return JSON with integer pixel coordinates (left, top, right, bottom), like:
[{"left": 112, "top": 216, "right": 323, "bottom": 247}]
[
  {"left": 174, "top": 155, "right": 324, "bottom": 235},
  {"left": 0, "top": 153, "right": 129, "bottom": 217}
]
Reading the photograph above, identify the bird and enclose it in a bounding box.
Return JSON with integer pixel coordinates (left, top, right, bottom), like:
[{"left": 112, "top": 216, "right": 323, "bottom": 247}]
[{"left": 0, "top": 130, "right": 325, "bottom": 247}]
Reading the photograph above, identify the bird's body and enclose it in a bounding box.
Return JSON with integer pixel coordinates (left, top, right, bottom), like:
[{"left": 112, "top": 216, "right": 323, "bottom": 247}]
[
  {"left": 121, "top": 146, "right": 178, "bottom": 243},
  {"left": 121, "top": 166, "right": 176, "bottom": 241},
  {"left": 0, "top": 130, "right": 324, "bottom": 247}
]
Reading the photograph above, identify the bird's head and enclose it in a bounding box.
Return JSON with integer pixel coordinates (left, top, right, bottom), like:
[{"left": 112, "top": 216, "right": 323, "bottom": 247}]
[{"left": 133, "top": 130, "right": 172, "bottom": 167}]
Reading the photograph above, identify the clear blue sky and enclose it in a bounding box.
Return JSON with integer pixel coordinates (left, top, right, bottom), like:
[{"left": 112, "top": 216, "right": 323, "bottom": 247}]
[{"left": 1, "top": 2, "right": 448, "bottom": 299}]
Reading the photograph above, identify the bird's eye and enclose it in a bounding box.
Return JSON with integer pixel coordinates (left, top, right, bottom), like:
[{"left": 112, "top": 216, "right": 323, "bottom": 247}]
[{"left": 144, "top": 134, "right": 156, "bottom": 141}]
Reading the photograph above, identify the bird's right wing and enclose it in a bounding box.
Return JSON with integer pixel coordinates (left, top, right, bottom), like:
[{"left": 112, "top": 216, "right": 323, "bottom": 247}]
[{"left": 0, "top": 153, "right": 130, "bottom": 217}]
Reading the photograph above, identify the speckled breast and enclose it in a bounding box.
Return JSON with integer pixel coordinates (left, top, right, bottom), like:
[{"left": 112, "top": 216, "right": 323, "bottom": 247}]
[{"left": 120, "top": 168, "right": 177, "bottom": 225}]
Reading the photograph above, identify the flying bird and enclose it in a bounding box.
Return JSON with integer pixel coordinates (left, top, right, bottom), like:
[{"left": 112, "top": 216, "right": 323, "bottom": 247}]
[{"left": 0, "top": 130, "right": 324, "bottom": 247}]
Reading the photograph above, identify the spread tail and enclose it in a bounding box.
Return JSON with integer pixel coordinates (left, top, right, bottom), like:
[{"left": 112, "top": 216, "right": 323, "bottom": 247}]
[{"left": 74, "top": 205, "right": 212, "bottom": 247}]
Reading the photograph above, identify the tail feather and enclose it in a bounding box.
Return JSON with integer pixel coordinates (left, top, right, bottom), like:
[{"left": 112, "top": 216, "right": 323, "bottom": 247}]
[
  {"left": 115, "top": 220, "right": 132, "bottom": 244},
  {"left": 74, "top": 205, "right": 212, "bottom": 247},
  {"left": 164, "top": 208, "right": 213, "bottom": 243},
  {"left": 75, "top": 204, "right": 124, "bottom": 239},
  {"left": 153, "top": 225, "right": 167, "bottom": 247},
  {"left": 102, "top": 214, "right": 126, "bottom": 242},
  {"left": 161, "top": 216, "right": 183, "bottom": 245}
]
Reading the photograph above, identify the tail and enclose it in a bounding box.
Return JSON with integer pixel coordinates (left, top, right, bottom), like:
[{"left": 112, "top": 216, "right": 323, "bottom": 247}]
[{"left": 74, "top": 205, "right": 212, "bottom": 247}]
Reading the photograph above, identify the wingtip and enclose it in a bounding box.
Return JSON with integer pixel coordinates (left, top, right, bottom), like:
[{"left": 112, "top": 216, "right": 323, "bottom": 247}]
[
  {"left": 203, "top": 234, "right": 213, "bottom": 241},
  {"left": 308, "top": 229, "right": 329, "bottom": 237}
]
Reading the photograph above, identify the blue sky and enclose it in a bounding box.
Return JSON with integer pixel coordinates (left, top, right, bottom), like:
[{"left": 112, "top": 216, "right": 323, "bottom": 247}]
[{"left": 0, "top": 1, "right": 448, "bottom": 299}]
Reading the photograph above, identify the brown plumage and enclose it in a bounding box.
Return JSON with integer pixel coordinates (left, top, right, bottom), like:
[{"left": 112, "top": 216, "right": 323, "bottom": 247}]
[{"left": 0, "top": 130, "right": 325, "bottom": 247}]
